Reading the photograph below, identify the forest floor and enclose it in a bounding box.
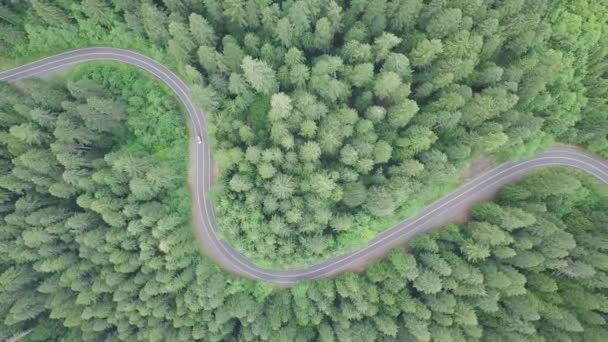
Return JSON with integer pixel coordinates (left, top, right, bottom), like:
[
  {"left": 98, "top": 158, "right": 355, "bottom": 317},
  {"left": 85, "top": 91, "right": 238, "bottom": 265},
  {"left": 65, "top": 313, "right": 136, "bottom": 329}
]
[
  {"left": 452, "top": 155, "right": 493, "bottom": 223},
  {"left": 0, "top": 57, "right": 10, "bottom": 69},
  {"left": 213, "top": 164, "right": 220, "bottom": 181},
  {"left": 461, "top": 155, "right": 492, "bottom": 182}
]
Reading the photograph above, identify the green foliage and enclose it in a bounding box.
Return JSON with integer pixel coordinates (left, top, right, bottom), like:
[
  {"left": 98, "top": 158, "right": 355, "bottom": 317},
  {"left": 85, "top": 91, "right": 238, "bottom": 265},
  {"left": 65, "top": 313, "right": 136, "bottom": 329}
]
[
  {"left": 0, "top": 1, "right": 607, "bottom": 339},
  {"left": 1, "top": 67, "right": 608, "bottom": 342},
  {"left": 1, "top": 0, "right": 607, "bottom": 266}
]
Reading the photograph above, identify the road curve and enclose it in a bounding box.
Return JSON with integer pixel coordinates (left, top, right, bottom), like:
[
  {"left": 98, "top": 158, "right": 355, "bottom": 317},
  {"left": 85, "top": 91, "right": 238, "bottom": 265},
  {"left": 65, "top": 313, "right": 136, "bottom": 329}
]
[{"left": 1, "top": 48, "right": 607, "bottom": 285}]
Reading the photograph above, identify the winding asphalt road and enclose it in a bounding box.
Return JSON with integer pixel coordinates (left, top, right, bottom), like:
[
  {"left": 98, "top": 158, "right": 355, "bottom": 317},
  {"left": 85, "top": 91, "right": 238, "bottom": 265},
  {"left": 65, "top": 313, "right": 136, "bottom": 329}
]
[{"left": 1, "top": 48, "right": 607, "bottom": 285}]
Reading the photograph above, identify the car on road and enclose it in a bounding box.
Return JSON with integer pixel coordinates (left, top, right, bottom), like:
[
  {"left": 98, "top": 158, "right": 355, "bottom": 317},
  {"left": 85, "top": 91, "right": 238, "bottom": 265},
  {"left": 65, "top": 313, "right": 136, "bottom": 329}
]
[{"left": 196, "top": 135, "right": 202, "bottom": 144}]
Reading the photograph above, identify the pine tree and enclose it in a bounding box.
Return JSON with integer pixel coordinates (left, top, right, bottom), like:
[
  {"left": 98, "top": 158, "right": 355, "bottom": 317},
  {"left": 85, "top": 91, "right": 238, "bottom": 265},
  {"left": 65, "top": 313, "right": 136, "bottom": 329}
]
[{"left": 241, "top": 56, "right": 278, "bottom": 95}]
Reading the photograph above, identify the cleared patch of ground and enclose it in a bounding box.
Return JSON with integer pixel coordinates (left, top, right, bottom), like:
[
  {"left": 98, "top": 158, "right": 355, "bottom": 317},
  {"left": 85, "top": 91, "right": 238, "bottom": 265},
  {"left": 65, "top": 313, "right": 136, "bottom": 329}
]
[
  {"left": 461, "top": 155, "right": 492, "bottom": 183},
  {"left": 452, "top": 155, "right": 493, "bottom": 223},
  {"left": 213, "top": 164, "right": 220, "bottom": 181}
]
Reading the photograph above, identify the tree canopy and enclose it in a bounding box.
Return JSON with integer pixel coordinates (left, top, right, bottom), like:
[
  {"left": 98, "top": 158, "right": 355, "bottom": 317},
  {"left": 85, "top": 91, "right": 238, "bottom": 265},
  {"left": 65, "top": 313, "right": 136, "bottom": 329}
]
[
  {"left": 0, "top": 0, "right": 607, "bottom": 340},
  {"left": 1, "top": 79, "right": 606, "bottom": 340},
  {"left": 1, "top": 0, "right": 607, "bottom": 264}
]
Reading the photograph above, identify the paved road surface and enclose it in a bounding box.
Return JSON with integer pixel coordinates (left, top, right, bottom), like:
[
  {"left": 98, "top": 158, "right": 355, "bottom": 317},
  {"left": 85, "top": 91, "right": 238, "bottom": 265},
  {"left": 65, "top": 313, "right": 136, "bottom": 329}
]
[{"left": 1, "top": 48, "right": 607, "bottom": 285}]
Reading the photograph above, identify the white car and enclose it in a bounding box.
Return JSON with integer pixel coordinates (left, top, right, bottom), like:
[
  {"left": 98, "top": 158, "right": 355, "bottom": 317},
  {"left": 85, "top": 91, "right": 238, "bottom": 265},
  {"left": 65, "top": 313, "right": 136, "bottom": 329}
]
[{"left": 196, "top": 135, "right": 202, "bottom": 144}]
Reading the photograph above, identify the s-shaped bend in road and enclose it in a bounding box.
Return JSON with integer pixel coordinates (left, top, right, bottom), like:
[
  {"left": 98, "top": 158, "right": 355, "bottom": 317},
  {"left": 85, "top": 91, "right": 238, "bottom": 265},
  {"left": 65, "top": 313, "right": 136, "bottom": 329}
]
[{"left": 2, "top": 48, "right": 607, "bottom": 285}]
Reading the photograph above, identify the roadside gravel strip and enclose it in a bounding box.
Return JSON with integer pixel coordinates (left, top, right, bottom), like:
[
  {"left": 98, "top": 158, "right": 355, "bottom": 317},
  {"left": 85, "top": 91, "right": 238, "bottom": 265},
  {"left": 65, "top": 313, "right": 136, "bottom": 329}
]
[{"left": 2, "top": 48, "right": 607, "bottom": 285}]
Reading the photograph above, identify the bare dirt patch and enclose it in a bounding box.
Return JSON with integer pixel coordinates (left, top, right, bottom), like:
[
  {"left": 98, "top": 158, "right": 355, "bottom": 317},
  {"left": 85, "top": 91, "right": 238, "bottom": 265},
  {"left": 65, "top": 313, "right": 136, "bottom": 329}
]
[
  {"left": 212, "top": 163, "right": 220, "bottom": 181},
  {"left": 461, "top": 155, "right": 492, "bottom": 182},
  {"left": 452, "top": 155, "right": 493, "bottom": 223},
  {"left": 451, "top": 210, "right": 473, "bottom": 224}
]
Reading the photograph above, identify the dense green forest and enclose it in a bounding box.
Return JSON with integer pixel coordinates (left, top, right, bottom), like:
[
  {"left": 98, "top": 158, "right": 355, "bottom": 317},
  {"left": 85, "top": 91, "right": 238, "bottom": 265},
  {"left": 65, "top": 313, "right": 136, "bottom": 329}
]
[
  {"left": 1, "top": 74, "right": 606, "bottom": 340},
  {"left": 0, "top": 66, "right": 194, "bottom": 340},
  {"left": 1, "top": 1, "right": 607, "bottom": 340},
  {"left": 1, "top": 0, "right": 607, "bottom": 264}
]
